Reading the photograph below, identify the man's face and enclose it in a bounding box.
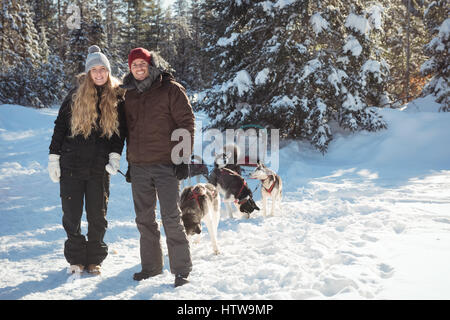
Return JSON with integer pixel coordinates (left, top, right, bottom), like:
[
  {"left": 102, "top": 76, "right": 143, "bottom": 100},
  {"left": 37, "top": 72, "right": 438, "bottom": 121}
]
[{"left": 130, "top": 58, "right": 149, "bottom": 81}]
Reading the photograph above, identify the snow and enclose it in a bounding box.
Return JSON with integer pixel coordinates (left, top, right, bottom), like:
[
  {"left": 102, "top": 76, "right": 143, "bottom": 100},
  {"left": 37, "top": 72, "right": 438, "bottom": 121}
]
[
  {"left": 310, "top": 13, "right": 329, "bottom": 35},
  {"left": 217, "top": 33, "right": 239, "bottom": 47},
  {"left": 273, "top": 0, "right": 296, "bottom": 10},
  {"left": 271, "top": 95, "right": 299, "bottom": 109},
  {"left": 327, "top": 68, "right": 347, "bottom": 95},
  {"left": 345, "top": 13, "right": 370, "bottom": 35},
  {"left": 439, "top": 18, "right": 450, "bottom": 37},
  {"left": 255, "top": 68, "right": 270, "bottom": 85},
  {"left": 343, "top": 36, "right": 363, "bottom": 56},
  {"left": 1, "top": 95, "right": 450, "bottom": 300},
  {"left": 232, "top": 70, "right": 252, "bottom": 97},
  {"left": 299, "top": 58, "right": 322, "bottom": 81},
  {"left": 361, "top": 60, "right": 383, "bottom": 85},
  {"left": 343, "top": 93, "right": 364, "bottom": 111},
  {"left": 367, "top": 5, "right": 383, "bottom": 31}
]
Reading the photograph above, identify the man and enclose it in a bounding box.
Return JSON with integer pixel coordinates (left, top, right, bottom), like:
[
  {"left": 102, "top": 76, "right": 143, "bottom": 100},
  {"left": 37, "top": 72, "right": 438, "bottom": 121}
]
[{"left": 121, "top": 48, "right": 195, "bottom": 287}]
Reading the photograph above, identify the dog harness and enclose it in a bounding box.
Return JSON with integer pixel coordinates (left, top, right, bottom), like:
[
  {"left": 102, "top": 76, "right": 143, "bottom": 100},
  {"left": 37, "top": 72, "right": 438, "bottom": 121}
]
[
  {"left": 189, "top": 187, "right": 217, "bottom": 208},
  {"left": 263, "top": 177, "right": 276, "bottom": 194},
  {"left": 189, "top": 188, "right": 203, "bottom": 208},
  {"left": 235, "top": 180, "right": 249, "bottom": 205}
]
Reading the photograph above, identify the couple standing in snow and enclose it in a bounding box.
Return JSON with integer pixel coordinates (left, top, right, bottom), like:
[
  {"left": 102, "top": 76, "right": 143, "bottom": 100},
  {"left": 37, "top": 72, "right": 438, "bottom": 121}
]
[{"left": 48, "top": 45, "right": 195, "bottom": 288}]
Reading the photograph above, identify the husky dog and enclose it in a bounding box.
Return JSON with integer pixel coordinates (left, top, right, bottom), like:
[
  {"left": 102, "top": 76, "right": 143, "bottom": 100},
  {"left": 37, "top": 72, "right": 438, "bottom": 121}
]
[
  {"left": 250, "top": 162, "right": 282, "bottom": 217},
  {"left": 180, "top": 183, "right": 221, "bottom": 254},
  {"left": 208, "top": 167, "right": 260, "bottom": 219},
  {"left": 214, "top": 144, "right": 242, "bottom": 175}
]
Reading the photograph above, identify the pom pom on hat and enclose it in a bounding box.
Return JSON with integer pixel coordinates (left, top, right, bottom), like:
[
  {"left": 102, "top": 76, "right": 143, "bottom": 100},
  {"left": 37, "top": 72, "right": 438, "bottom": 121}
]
[{"left": 88, "top": 45, "right": 101, "bottom": 54}]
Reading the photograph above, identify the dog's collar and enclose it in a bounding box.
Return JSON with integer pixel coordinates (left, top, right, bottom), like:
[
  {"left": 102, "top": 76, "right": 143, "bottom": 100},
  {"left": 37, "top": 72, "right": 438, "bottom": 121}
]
[{"left": 235, "top": 195, "right": 249, "bottom": 205}]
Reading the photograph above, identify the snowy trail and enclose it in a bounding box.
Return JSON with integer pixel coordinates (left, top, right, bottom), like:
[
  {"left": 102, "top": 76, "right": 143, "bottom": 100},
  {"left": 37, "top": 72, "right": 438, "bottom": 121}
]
[{"left": 1, "top": 101, "right": 450, "bottom": 300}]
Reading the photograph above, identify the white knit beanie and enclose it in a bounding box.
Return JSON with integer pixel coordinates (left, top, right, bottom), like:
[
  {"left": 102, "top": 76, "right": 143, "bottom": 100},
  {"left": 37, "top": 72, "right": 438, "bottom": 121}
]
[{"left": 85, "top": 45, "right": 111, "bottom": 74}]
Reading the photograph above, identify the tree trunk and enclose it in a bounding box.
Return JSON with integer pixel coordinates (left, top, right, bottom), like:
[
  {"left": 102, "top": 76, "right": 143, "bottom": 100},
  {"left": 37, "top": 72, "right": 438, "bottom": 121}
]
[{"left": 405, "top": 0, "right": 411, "bottom": 103}]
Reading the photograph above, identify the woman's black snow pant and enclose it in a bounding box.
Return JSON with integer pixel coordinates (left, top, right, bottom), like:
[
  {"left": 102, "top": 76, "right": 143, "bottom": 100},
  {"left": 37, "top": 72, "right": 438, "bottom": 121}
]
[{"left": 60, "top": 173, "right": 110, "bottom": 266}]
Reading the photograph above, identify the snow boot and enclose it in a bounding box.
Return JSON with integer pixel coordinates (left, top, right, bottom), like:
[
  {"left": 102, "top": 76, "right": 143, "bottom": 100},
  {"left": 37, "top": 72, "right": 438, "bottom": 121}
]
[
  {"left": 174, "top": 274, "right": 189, "bottom": 288},
  {"left": 133, "top": 269, "right": 162, "bottom": 281},
  {"left": 69, "top": 264, "right": 84, "bottom": 274},
  {"left": 87, "top": 264, "right": 101, "bottom": 275}
]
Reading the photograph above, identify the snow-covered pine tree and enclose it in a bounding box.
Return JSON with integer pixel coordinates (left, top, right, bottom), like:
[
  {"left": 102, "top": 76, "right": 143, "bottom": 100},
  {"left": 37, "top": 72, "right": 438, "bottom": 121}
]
[
  {"left": 168, "top": 0, "right": 193, "bottom": 88},
  {"left": 144, "top": 0, "right": 165, "bottom": 51},
  {"left": 101, "top": 0, "right": 129, "bottom": 77},
  {"left": 196, "top": 0, "right": 267, "bottom": 129},
  {"left": 0, "top": 0, "right": 18, "bottom": 68},
  {"left": 0, "top": 0, "right": 53, "bottom": 108},
  {"left": 421, "top": 1, "right": 449, "bottom": 110},
  {"left": 383, "top": 0, "right": 429, "bottom": 103},
  {"left": 188, "top": 0, "right": 211, "bottom": 90},
  {"left": 335, "top": 1, "right": 388, "bottom": 134},
  {"left": 189, "top": 0, "right": 223, "bottom": 91},
  {"left": 196, "top": 0, "right": 388, "bottom": 152}
]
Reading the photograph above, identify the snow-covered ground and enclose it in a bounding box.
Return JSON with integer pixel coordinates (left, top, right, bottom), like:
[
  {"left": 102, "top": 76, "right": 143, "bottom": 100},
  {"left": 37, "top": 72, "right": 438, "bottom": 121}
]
[{"left": 1, "top": 95, "right": 449, "bottom": 300}]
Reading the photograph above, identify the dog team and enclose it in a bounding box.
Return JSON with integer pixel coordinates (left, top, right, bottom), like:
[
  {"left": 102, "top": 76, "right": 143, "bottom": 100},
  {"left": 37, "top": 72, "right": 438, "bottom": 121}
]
[
  {"left": 48, "top": 45, "right": 282, "bottom": 288},
  {"left": 179, "top": 143, "right": 283, "bottom": 258}
]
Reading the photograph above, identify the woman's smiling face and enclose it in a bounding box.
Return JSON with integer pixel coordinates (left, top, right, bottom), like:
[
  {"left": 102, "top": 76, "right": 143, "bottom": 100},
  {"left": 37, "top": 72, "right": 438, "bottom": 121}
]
[{"left": 90, "top": 66, "right": 109, "bottom": 86}]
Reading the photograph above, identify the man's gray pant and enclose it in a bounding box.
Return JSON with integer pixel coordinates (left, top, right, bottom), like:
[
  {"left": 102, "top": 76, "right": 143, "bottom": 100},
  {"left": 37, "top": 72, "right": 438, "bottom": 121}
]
[{"left": 130, "top": 164, "right": 192, "bottom": 276}]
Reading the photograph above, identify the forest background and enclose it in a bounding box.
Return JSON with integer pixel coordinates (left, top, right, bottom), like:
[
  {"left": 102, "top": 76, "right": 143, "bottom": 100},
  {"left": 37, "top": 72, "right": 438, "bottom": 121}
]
[{"left": 0, "top": 0, "right": 448, "bottom": 151}]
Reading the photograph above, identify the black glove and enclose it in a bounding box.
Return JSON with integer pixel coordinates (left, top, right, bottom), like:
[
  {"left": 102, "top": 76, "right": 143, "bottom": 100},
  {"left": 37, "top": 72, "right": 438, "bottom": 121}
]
[{"left": 174, "top": 163, "right": 189, "bottom": 180}]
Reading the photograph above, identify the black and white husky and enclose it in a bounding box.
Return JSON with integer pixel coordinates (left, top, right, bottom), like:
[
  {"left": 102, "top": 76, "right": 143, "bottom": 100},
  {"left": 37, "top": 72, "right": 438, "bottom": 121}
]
[
  {"left": 250, "top": 162, "right": 282, "bottom": 217},
  {"left": 208, "top": 167, "right": 260, "bottom": 219},
  {"left": 180, "top": 183, "right": 221, "bottom": 255}
]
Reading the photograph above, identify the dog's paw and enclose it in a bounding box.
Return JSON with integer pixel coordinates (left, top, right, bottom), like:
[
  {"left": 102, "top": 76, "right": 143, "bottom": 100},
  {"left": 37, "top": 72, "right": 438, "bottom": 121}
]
[{"left": 213, "top": 248, "right": 220, "bottom": 255}]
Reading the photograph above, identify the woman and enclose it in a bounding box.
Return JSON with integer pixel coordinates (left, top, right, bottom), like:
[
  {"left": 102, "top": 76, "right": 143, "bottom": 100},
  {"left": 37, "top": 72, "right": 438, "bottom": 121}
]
[{"left": 48, "top": 45, "right": 126, "bottom": 275}]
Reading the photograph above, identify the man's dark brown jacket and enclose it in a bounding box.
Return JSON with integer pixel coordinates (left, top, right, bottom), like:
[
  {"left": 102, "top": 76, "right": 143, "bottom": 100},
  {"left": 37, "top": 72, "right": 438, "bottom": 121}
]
[{"left": 122, "top": 72, "right": 195, "bottom": 165}]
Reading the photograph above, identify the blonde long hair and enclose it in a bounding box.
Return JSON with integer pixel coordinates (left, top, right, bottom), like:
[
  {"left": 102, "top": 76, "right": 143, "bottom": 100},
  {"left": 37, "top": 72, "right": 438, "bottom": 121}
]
[{"left": 70, "top": 72, "right": 124, "bottom": 139}]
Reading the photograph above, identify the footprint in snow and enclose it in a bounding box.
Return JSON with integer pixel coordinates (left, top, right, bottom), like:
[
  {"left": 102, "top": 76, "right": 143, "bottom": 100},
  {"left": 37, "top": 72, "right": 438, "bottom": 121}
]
[{"left": 378, "top": 263, "right": 394, "bottom": 279}]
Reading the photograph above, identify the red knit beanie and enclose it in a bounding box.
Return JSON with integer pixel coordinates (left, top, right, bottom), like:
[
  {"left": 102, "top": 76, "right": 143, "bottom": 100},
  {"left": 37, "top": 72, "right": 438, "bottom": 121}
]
[{"left": 128, "top": 48, "right": 151, "bottom": 69}]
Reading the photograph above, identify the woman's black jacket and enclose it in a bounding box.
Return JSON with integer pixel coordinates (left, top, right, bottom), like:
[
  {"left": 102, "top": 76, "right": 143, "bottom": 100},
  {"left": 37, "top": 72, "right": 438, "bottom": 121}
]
[{"left": 49, "top": 87, "right": 126, "bottom": 180}]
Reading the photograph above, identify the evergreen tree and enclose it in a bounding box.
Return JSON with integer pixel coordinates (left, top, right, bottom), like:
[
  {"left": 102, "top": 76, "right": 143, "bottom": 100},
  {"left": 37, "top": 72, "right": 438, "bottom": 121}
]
[
  {"left": 188, "top": 0, "right": 211, "bottom": 90},
  {"left": 143, "top": 0, "right": 165, "bottom": 50},
  {"left": 196, "top": 0, "right": 388, "bottom": 152},
  {"left": 168, "top": 0, "right": 193, "bottom": 88},
  {"left": 0, "top": 0, "right": 41, "bottom": 66},
  {"left": 383, "top": 0, "right": 429, "bottom": 103},
  {"left": 0, "top": 0, "right": 64, "bottom": 108},
  {"left": 421, "top": 1, "right": 449, "bottom": 110}
]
